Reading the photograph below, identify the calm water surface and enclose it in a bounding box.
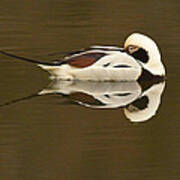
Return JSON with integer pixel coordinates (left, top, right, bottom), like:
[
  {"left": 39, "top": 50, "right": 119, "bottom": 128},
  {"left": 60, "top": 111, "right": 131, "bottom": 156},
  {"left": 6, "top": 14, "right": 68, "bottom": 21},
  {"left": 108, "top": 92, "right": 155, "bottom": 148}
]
[{"left": 0, "top": 0, "right": 180, "bottom": 179}]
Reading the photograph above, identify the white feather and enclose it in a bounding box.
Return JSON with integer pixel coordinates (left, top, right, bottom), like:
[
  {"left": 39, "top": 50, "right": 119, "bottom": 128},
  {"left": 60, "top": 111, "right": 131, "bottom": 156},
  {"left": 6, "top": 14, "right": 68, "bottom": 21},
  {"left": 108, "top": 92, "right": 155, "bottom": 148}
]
[{"left": 38, "top": 52, "right": 142, "bottom": 81}]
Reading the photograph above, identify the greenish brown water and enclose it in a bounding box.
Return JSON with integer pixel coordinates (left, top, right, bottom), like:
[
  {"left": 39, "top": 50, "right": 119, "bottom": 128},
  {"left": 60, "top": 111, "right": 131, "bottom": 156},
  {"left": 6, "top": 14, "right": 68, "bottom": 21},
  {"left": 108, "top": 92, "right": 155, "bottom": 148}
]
[{"left": 0, "top": 0, "right": 180, "bottom": 179}]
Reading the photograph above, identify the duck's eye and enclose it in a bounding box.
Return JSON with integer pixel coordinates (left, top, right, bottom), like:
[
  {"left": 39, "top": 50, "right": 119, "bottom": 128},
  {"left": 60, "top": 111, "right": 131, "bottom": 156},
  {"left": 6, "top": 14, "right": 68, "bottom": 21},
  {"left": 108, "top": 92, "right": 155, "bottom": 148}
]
[{"left": 127, "top": 45, "right": 139, "bottom": 54}]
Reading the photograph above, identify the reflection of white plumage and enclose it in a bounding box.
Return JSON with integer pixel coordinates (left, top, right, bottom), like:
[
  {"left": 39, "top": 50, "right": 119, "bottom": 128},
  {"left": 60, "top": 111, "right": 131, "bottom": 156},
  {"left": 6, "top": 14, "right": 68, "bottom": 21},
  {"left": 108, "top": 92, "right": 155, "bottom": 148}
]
[
  {"left": 39, "top": 81, "right": 142, "bottom": 108},
  {"left": 39, "top": 80, "right": 165, "bottom": 123}
]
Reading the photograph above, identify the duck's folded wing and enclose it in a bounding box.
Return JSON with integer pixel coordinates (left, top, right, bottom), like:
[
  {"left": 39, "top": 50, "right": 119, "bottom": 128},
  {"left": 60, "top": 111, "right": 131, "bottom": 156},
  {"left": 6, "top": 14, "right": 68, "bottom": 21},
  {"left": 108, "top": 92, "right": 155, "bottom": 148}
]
[
  {"left": 65, "top": 52, "right": 107, "bottom": 68},
  {"left": 51, "top": 45, "right": 123, "bottom": 67},
  {"left": 60, "top": 45, "right": 124, "bottom": 68}
]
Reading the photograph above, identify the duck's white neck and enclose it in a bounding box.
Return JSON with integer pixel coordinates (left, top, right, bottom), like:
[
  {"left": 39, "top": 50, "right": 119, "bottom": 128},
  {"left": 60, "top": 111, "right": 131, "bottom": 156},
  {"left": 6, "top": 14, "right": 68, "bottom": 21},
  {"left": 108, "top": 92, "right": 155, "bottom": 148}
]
[{"left": 139, "top": 49, "right": 165, "bottom": 76}]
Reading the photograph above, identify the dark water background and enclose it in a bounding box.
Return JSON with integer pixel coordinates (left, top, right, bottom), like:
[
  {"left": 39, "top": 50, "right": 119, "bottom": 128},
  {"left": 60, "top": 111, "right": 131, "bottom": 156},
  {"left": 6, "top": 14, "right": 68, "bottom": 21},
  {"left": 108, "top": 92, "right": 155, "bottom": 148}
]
[{"left": 0, "top": 0, "right": 179, "bottom": 179}]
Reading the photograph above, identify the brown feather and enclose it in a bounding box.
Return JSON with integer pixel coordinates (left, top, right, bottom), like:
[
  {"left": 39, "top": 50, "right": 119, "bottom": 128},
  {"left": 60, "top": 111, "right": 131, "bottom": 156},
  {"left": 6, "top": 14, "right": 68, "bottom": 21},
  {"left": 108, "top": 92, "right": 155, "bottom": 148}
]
[{"left": 66, "top": 52, "right": 106, "bottom": 68}]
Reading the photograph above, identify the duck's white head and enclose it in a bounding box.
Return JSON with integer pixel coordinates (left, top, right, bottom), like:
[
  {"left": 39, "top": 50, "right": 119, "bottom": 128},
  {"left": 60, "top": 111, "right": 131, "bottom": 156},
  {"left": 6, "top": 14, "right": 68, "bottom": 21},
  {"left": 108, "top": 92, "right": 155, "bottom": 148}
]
[{"left": 124, "top": 33, "right": 165, "bottom": 76}]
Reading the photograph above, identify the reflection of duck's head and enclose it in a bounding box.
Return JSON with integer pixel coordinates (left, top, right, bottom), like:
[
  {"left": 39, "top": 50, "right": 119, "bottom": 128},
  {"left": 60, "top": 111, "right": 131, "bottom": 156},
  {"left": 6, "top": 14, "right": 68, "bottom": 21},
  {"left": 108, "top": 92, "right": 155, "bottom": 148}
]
[
  {"left": 124, "top": 33, "right": 166, "bottom": 77},
  {"left": 124, "top": 82, "right": 165, "bottom": 123}
]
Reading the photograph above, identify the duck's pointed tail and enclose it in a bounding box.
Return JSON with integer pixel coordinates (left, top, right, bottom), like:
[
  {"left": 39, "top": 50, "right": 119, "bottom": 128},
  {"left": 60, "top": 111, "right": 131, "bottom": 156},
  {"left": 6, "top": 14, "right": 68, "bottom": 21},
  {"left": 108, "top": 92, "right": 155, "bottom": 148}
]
[{"left": 0, "top": 50, "right": 63, "bottom": 66}]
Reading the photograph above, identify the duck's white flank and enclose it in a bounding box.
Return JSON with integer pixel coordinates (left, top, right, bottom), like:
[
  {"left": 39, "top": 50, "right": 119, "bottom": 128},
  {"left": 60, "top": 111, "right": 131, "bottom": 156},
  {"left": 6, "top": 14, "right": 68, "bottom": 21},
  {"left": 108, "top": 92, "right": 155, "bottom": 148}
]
[{"left": 38, "top": 50, "right": 142, "bottom": 81}]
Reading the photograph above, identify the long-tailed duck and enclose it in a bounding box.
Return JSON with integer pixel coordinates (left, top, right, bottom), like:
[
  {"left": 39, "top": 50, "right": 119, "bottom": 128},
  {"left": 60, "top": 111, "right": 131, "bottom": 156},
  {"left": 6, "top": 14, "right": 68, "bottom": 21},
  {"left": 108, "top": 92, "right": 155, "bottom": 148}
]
[{"left": 0, "top": 33, "right": 166, "bottom": 81}]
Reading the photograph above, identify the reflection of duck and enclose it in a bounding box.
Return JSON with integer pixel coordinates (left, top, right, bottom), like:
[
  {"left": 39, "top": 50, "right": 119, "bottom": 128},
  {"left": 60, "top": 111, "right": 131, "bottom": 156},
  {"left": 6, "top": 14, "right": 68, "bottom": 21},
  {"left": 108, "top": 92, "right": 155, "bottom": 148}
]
[
  {"left": 39, "top": 79, "right": 165, "bottom": 122},
  {"left": 0, "top": 33, "right": 165, "bottom": 81}
]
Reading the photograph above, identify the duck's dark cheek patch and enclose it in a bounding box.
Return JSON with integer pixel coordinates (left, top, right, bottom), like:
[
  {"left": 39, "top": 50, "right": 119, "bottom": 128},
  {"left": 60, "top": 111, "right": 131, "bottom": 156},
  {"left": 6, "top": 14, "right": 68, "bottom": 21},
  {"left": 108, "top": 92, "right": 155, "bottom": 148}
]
[{"left": 131, "top": 48, "right": 149, "bottom": 63}]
